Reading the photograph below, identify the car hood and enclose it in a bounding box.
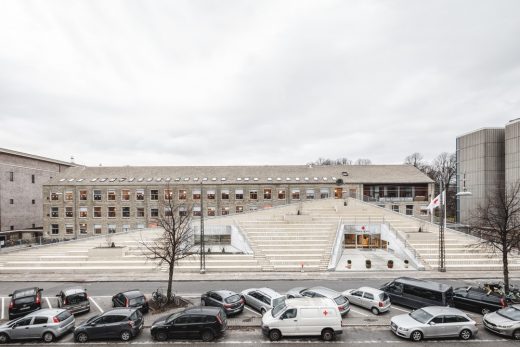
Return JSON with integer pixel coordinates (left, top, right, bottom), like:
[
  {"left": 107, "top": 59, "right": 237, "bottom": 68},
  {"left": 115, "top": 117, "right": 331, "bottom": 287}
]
[
  {"left": 391, "top": 314, "right": 423, "bottom": 328},
  {"left": 485, "top": 311, "right": 519, "bottom": 325},
  {"left": 286, "top": 287, "right": 306, "bottom": 297},
  {"left": 262, "top": 310, "right": 276, "bottom": 326}
]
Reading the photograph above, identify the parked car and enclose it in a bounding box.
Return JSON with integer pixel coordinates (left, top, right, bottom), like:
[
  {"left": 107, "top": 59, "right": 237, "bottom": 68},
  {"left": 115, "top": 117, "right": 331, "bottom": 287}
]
[
  {"left": 201, "top": 290, "right": 244, "bottom": 316},
  {"left": 241, "top": 288, "right": 285, "bottom": 315},
  {"left": 390, "top": 306, "right": 477, "bottom": 342},
  {"left": 74, "top": 308, "right": 143, "bottom": 343},
  {"left": 261, "top": 297, "right": 343, "bottom": 341},
  {"left": 112, "top": 290, "right": 149, "bottom": 314},
  {"left": 286, "top": 286, "right": 350, "bottom": 316},
  {"left": 453, "top": 286, "right": 507, "bottom": 315},
  {"left": 151, "top": 306, "right": 227, "bottom": 342},
  {"left": 56, "top": 288, "right": 90, "bottom": 315},
  {"left": 0, "top": 308, "right": 74, "bottom": 344},
  {"left": 343, "top": 287, "right": 391, "bottom": 315},
  {"left": 381, "top": 277, "right": 453, "bottom": 309},
  {"left": 8, "top": 287, "right": 43, "bottom": 320},
  {"left": 483, "top": 304, "right": 520, "bottom": 340}
]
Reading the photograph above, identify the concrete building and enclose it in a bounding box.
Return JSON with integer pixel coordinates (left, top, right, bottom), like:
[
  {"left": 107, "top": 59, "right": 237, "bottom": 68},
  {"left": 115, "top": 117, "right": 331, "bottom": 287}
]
[
  {"left": 43, "top": 165, "right": 433, "bottom": 237},
  {"left": 456, "top": 118, "right": 520, "bottom": 224},
  {"left": 0, "top": 148, "right": 75, "bottom": 235}
]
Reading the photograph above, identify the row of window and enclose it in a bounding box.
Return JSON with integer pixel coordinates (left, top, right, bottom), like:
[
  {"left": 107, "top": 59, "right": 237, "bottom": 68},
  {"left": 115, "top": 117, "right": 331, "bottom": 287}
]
[
  {"left": 7, "top": 199, "right": 37, "bottom": 205},
  {"left": 377, "top": 204, "right": 427, "bottom": 216},
  {"left": 60, "top": 176, "right": 340, "bottom": 183},
  {"left": 50, "top": 223, "right": 143, "bottom": 235},
  {"left": 49, "top": 188, "right": 333, "bottom": 202},
  {"left": 7, "top": 172, "right": 36, "bottom": 183}
]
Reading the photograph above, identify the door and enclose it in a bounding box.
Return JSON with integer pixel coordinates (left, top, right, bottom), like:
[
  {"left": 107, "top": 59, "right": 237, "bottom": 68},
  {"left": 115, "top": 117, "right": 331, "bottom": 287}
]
[
  {"left": 443, "top": 315, "right": 463, "bottom": 336},
  {"left": 171, "top": 316, "right": 190, "bottom": 339},
  {"left": 334, "top": 188, "right": 343, "bottom": 199},
  {"left": 362, "top": 292, "right": 375, "bottom": 310},
  {"left": 209, "top": 292, "right": 222, "bottom": 308},
  {"left": 87, "top": 317, "right": 110, "bottom": 339},
  {"left": 425, "top": 316, "right": 444, "bottom": 338},
  {"left": 10, "top": 317, "right": 33, "bottom": 340},
  {"left": 28, "top": 316, "right": 49, "bottom": 338},
  {"left": 349, "top": 290, "right": 363, "bottom": 306},
  {"left": 278, "top": 309, "right": 298, "bottom": 335},
  {"left": 104, "top": 315, "right": 126, "bottom": 339},
  {"left": 246, "top": 291, "right": 262, "bottom": 311}
]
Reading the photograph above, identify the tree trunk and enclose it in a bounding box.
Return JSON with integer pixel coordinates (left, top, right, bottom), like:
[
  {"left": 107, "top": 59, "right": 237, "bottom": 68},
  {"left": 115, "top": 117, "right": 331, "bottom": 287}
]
[
  {"left": 167, "top": 262, "right": 174, "bottom": 303},
  {"left": 503, "top": 248, "right": 509, "bottom": 294}
]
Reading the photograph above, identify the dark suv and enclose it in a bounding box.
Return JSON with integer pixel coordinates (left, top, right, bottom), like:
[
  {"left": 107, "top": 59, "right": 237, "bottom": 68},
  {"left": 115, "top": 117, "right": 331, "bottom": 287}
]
[
  {"left": 74, "top": 308, "right": 143, "bottom": 343},
  {"left": 56, "top": 287, "right": 90, "bottom": 315},
  {"left": 8, "top": 287, "right": 43, "bottom": 320},
  {"left": 112, "top": 290, "right": 149, "bottom": 314},
  {"left": 151, "top": 306, "right": 227, "bottom": 342},
  {"left": 453, "top": 287, "right": 507, "bottom": 315}
]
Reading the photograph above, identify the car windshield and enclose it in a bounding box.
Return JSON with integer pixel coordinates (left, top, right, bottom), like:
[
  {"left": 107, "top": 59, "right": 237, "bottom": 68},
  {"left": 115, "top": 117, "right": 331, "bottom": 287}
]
[
  {"left": 273, "top": 296, "right": 285, "bottom": 308},
  {"left": 497, "top": 307, "right": 520, "bottom": 321},
  {"left": 272, "top": 303, "right": 287, "bottom": 317},
  {"left": 225, "top": 294, "right": 241, "bottom": 304},
  {"left": 410, "top": 309, "right": 433, "bottom": 324},
  {"left": 129, "top": 296, "right": 145, "bottom": 305},
  {"left": 334, "top": 295, "right": 347, "bottom": 305}
]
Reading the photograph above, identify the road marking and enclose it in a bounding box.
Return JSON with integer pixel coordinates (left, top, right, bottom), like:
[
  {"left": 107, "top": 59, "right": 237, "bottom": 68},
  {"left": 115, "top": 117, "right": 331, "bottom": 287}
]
[
  {"left": 89, "top": 297, "right": 104, "bottom": 313},
  {"left": 1, "top": 297, "right": 4, "bottom": 320},
  {"left": 244, "top": 306, "right": 262, "bottom": 317},
  {"left": 349, "top": 308, "right": 370, "bottom": 317},
  {"left": 391, "top": 306, "right": 410, "bottom": 313},
  {"left": 45, "top": 297, "right": 52, "bottom": 309}
]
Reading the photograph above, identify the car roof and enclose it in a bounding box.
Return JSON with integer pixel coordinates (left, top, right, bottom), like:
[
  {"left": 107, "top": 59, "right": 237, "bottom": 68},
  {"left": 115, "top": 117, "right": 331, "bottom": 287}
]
[
  {"left": 103, "top": 308, "right": 136, "bottom": 316},
  {"left": 63, "top": 287, "right": 87, "bottom": 296},
  {"left": 185, "top": 306, "right": 221, "bottom": 315},
  {"left": 358, "top": 287, "right": 384, "bottom": 295},
  {"left": 26, "top": 308, "right": 67, "bottom": 317},
  {"left": 121, "top": 290, "right": 144, "bottom": 298},
  {"left": 308, "top": 286, "right": 341, "bottom": 298},
  {"left": 12, "top": 287, "right": 38, "bottom": 295},
  {"left": 258, "top": 287, "right": 283, "bottom": 298},
  {"left": 212, "top": 290, "right": 238, "bottom": 298},
  {"left": 286, "top": 297, "right": 337, "bottom": 308},
  {"left": 393, "top": 277, "right": 452, "bottom": 292},
  {"left": 421, "top": 306, "right": 467, "bottom": 315}
]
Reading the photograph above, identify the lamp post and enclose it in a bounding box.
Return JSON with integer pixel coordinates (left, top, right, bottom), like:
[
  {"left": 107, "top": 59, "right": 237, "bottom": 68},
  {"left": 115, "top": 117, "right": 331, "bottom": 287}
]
[
  {"left": 199, "top": 181, "right": 206, "bottom": 274},
  {"left": 438, "top": 180, "right": 446, "bottom": 272}
]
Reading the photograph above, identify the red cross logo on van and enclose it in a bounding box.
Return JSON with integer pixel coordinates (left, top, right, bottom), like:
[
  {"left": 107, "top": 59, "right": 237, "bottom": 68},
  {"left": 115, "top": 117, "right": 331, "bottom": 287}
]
[{"left": 323, "top": 309, "right": 328, "bottom": 316}]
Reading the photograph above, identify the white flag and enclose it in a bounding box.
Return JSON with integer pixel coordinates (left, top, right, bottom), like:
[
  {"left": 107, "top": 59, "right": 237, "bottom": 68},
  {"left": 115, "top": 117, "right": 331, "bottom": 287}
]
[{"left": 427, "top": 191, "right": 445, "bottom": 213}]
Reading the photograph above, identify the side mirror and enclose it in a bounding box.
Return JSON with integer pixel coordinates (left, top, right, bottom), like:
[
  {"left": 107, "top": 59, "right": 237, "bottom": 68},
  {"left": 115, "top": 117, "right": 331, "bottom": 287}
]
[
  {"left": 8, "top": 294, "right": 12, "bottom": 297},
  {"left": 55, "top": 294, "right": 61, "bottom": 297},
  {"left": 429, "top": 321, "right": 436, "bottom": 326},
  {"left": 279, "top": 316, "right": 285, "bottom": 320}
]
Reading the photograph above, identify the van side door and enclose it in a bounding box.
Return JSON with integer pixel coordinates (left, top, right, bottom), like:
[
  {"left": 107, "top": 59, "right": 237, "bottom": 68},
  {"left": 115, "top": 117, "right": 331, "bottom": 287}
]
[{"left": 278, "top": 309, "right": 298, "bottom": 335}]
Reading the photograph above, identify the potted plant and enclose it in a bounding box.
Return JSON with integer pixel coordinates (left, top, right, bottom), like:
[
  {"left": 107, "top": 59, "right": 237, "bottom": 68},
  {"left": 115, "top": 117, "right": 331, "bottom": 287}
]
[
  {"left": 387, "top": 260, "right": 394, "bottom": 269},
  {"left": 404, "top": 259, "right": 409, "bottom": 268},
  {"left": 365, "top": 259, "right": 371, "bottom": 269},
  {"left": 346, "top": 259, "right": 352, "bottom": 269}
]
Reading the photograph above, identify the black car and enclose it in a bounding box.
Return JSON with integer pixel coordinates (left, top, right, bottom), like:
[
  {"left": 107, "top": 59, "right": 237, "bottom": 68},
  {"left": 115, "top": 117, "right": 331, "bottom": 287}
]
[
  {"left": 151, "top": 306, "right": 227, "bottom": 342},
  {"left": 8, "top": 287, "right": 43, "bottom": 320},
  {"left": 56, "top": 287, "right": 90, "bottom": 315},
  {"left": 453, "top": 286, "right": 507, "bottom": 315},
  {"left": 74, "top": 308, "right": 143, "bottom": 343},
  {"left": 112, "top": 290, "right": 149, "bottom": 313},
  {"left": 201, "top": 290, "right": 244, "bottom": 316}
]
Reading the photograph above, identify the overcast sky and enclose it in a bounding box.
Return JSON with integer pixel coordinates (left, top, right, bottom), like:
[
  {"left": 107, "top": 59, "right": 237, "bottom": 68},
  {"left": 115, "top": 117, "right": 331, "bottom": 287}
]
[{"left": 1, "top": 1, "right": 519, "bottom": 167}]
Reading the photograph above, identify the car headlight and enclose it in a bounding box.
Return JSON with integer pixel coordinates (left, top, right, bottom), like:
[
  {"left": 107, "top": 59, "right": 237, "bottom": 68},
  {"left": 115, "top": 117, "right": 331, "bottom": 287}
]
[{"left": 398, "top": 327, "right": 409, "bottom": 332}]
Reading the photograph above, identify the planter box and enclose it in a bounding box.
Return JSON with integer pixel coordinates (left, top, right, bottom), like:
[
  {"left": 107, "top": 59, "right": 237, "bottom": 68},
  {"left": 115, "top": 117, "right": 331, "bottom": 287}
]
[{"left": 88, "top": 247, "right": 128, "bottom": 259}]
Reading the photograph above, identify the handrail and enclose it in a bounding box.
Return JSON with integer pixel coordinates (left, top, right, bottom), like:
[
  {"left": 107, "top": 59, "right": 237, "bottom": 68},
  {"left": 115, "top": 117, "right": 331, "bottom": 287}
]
[{"left": 327, "top": 217, "right": 344, "bottom": 270}]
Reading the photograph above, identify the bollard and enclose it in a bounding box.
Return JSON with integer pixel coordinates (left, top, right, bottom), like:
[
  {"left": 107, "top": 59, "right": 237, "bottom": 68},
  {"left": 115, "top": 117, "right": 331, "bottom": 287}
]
[{"left": 300, "top": 262, "right": 304, "bottom": 273}]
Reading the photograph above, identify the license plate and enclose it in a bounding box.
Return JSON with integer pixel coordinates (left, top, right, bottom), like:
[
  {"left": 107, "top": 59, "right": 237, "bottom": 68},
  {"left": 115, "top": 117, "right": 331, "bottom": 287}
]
[{"left": 21, "top": 306, "right": 30, "bottom": 310}]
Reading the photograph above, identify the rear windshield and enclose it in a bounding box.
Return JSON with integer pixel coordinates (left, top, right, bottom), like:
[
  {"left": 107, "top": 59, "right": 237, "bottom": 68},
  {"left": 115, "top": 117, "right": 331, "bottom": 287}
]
[
  {"left": 129, "top": 296, "right": 145, "bottom": 305},
  {"left": 379, "top": 293, "right": 389, "bottom": 301},
  {"left": 334, "top": 296, "right": 347, "bottom": 305},
  {"left": 225, "top": 294, "right": 241, "bottom": 304},
  {"left": 13, "top": 290, "right": 36, "bottom": 299},
  {"left": 66, "top": 293, "right": 88, "bottom": 304},
  {"left": 56, "top": 310, "right": 72, "bottom": 322},
  {"left": 130, "top": 310, "right": 142, "bottom": 321},
  {"left": 14, "top": 297, "right": 35, "bottom": 305}
]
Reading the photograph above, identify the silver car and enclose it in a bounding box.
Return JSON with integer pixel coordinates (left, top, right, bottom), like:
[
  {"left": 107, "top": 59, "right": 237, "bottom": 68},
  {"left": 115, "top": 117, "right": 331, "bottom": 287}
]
[
  {"left": 343, "top": 286, "right": 391, "bottom": 315},
  {"left": 483, "top": 304, "right": 520, "bottom": 340},
  {"left": 286, "top": 286, "right": 350, "bottom": 316},
  {"left": 241, "top": 288, "right": 285, "bottom": 315},
  {"left": 390, "top": 306, "right": 477, "bottom": 341},
  {"left": 0, "top": 308, "right": 75, "bottom": 344}
]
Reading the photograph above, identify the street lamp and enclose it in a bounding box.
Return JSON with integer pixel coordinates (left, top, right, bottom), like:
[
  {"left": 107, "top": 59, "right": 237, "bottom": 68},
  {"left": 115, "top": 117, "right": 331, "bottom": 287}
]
[
  {"left": 438, "top": 179, "right": 446, "bottom": 272},
  {"left": 199, "top": 181, "right": 206, "bottom": 274}
]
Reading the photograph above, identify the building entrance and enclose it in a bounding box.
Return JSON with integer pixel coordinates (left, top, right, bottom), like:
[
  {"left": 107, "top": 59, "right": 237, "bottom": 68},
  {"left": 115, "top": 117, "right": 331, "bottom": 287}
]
[
  {"left": 343, "top": 229, "right": 388, "bottom": 250},
  {"left": 334, "top": 188, "right": 343, "bottom": 199}
]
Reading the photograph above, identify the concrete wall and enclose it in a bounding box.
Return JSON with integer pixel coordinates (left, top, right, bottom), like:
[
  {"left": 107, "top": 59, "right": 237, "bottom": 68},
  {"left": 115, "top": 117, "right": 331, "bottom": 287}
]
[{"left": 505, "top": 119, "right": 520, "bottom": 187}]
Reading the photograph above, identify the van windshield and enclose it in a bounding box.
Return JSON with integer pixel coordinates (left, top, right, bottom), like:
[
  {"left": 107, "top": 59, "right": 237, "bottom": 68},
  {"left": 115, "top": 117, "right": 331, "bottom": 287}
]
[
  {"left": 272, "top": 303, "right": 286, "bottom": 317},
  {"left": 410, "top": 309, "right": 433, "bottom": 324},
  {"left": 273, "top": 297, "right": 285, "bottom": 308}
]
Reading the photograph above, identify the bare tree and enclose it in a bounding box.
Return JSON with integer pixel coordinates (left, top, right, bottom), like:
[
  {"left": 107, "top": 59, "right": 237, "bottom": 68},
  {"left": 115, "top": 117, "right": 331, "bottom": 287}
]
[
  {"left": 140, "top": 192, "right": 195, "bottom": 302},
  {"left": 307, "top": 157, "right": 353, "bottom": 166},
  {"left": 355, "top": 158, "right": 372, "bottom": 165},
  {"left": 404, "top": 152, "right": 425, "bottom": 169},
  {"left": 426, "top": 152, "right": 457, "bottom": 220},
  {"left": 469, "top": 181, "right": 520, "bottom": 293}
]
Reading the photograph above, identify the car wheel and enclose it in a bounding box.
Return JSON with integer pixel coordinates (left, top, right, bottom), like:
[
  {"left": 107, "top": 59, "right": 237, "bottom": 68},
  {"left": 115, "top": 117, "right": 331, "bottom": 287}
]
[
  {"left": 155, "top": 331, "right": 168, "bottom": 341},
  {"left": 261, "top": 308, "right": 266, "bottom": 315},
  {"left": 321, "top": 328, "right": 335, "bottom": 341},
  {"left": 269, "top": 329, "right": 282, "bottom": 341},
  {"left": 76, "top": 332, "right": 88, "bottom": 343},
  {"left": 459, "top": 329, "right": 472, "bottom": 340},
  {"left": 42, "top": 332, "right": 54, "bottom": 343},
  {"left": 0, "top": 333, "right": 10, "bottom": 344},
  {"left": 410, "top": 330, "right": 423, "bottom": 342},
  {"left": 371, "top": 307, "right": 380, "bottom": 315},
  {"left": 481, "top": 308, "right": 490, "bottom": 315},
  {"left": 120, "top": 330, "right": 132, "bottom": 342},
  {"left": 201, "top": 329, "right": 215, "bottom": 342},
  {"left": 513, "top": 329, "right": 520, "bottom": 340}
]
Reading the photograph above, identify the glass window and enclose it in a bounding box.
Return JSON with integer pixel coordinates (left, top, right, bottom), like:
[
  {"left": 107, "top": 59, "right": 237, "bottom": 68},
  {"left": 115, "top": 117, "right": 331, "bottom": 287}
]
[
  {"left": 122, "top": 207, "right": 130, "bottom": 218},
  {"left": 192, "top": 189, "right": 201, "bottom": 200},
  {"left": 79, "top": 207, "right": 88, "bottom": 218},
  {"left": 207, "top": 190, "right": 215, "bottom": 199},
  {"left": 136, "top": 189, "right": 145, "bottom": 201},
  {"left": 320, "top": 188, "right": 329, "bottom": 199},
  {"left": 121, "top": 189, "right": 130, "bottom": 201},
  {"left": 221, "top": 207, "right": 229, "bottom": 215},
  {"left": 79, "top": 223, "right": 87, "bottom": 234},
  {"left": 221, "top": 190, "right": 229, "bottom": 199},
  {"left": 65, "top": 191, "right": 73, "bottom": 201},
  {"left": 108, "top": 224, "right": 116, "bottom": 233},
  {"left": 79, "top": 190, "right": 88, "bottom": 200},
  {"left": 151, "top": 208, "right": 158, "bottom": 217},
  {"left": 9, "top": 171, "right": 14, "bottom": 181},
  {"left": 250, "top": 190, "right": 258, "bottom": 199},
  {"left": 107, "top": 190, "right": 116, "bottom": 201},
  {"left": 51, "top": 192, "right": 60, "bottom": 201},
  {"left": 264, "top": 189, "right": 272, "bottom": 199},
  {"left": 33, "top": 316, "right": 48, "bottom": 325},
  {"left": 281, "top": 308, "right": 297, "bottom": 319},
  {"left": 406, "top": 205, "right": 413, "bottom": 215},
  {"left": 51, "top": 224, "right": 59, "bottom": 234},
  {"left": 178, "top": 206, "right": 187, "bottom": 216},
  {"left": 306, "top": 189, "right": 315, "bottom": 199},
  {"left": 235, "top": 189, "right": 244, "bottom": 199},
  {"left": 150, "top": 190, "right": 159, "bottom": 200},
  {"left": 193, "top": 205, "right": 201, "bottom": 216},
  {"left": 65, "top": 207, "right": 73, "bottom": 218},
  {"left": 236, "top": 206, "right": 244, "bottom": 213},
  {"left": 93, "top": 207, "right": 102, "bottom": 218},
  {"left": 278, "top": 190, "right": 286, "bottom": 200},
  {"left": 291, "top": 189, "right": 300, "bottom": 200},
  {"left": 136, "top": 208, "right": 145, "bottom": 217},
  {"left": 94, "top": 225, "right": 102, "bottom": 234},
  {"left": 178, "top": 190, "right": 186, "bottom": 200},
  {"left": 108, "top": 207, "right": 116, "bottom": 218},
  {"left": 122, "top": 225, "right": 130, "bottom": 232},
  {"left": 207, "top": 207, "right": 216, "bottom": 216},
  {"left": 93, "top": 190, "right": 102, "bottom": 201},
  {"left": 51, "top": 207, "right": 59, "bottom": 218},
  {"left": 363, "top": 292, "right": 374, "bottom": 300},
  {"left": 65, "top": 224, "right": 74, "bottom": 234},
  {"left": 392, "top": 205, "right": 399, "bottom": 213}
]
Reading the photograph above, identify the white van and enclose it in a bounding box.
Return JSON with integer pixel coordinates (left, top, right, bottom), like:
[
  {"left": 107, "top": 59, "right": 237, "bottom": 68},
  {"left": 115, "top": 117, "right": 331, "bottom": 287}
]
[{"left": 261, "top": 297, "right": 343, "bottom": 341}]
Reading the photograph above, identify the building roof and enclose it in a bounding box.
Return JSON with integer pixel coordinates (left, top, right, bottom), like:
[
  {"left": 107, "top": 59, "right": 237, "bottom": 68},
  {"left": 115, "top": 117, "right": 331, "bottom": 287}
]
[
  {"left": 44, "top": 165, "right": 433, "bottom": 186},
  {"left": 0, "top": 147, "right": 76, "bottom": 167}
]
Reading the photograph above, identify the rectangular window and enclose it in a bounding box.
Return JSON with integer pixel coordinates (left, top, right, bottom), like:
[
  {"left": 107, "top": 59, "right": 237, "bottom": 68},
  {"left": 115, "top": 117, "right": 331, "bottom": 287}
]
[
  {"left": 93, "top": 190, "right": 102, "bottom": 201},
  {"left": 65, "top": 207, "right": 73, "bottom": 218},
  {"left": 79, "top": 207, "right": 88, "bottom": 218},
  {"left": 291, "top": 189, "right": 300, "bottom": 200},
  {"left": 178, "top": 190, "right": 186, "bottom": 200},
  {"left": 65, "top": 224, "right": 74, "bottom": 234},
  {"left": 136, "top": 207, "right": 145, "bottom": 217},
  {"left": 31, "top": 174, "right": 35, "bottom": 184},
  {"left": 420, "top": 206, "right": 428, "bottom": 216},
  {"left": 122, "top": 207, "right": 130, "bottom": 218},
  {"left": 193, "top": 205, "right": 201, "bottom": 216},
  {"left": 9, "top": 171, "right": 14, "bottom": 181},
  {"left": 93, "top": 207, "right": 102, "bottom": 218},
  {"left": 164, "top": 189, "right": 172, "bottom": 200},
  {"left": 79, "top": 190, "right": 88, "bottom": 200},
  {"left": 221, "top": 206, "right": 229, "bottom": 215},
  {"left": 236, "top": 205, "right": 244, "bottom": 213},
  {"left": 150, "top": 190, "right": 159, "bottom": 200},
  {"left": 51, "top": 192, "right": 59, "bottom": 201},
  {"left": 150, "top": 208, "right": 159, "bottom": 217},
  {"left": 9, "top": 199, "right": 14, "bottom": 205},
  {"left": 51, "top": 207, "right": 59, "bottom": 218},
  {"left": 249, "top": 190, "right": 258, "bottom": 199},
  {"left": 122, "top": 225, "right": 130, "bottom": 232},
  {"left": 178, "top": 207, "right": 186, "bottom": 216},
  {"left": 221, "top": 189, "right": 229, "bottom": 199},
  {"left": 406, "top": 205, "right": 414, "bottom": 215},
  {"left": 207, "top": 207, "right": 216, "bottom": 216},
  {"left": 192, "top": 189, "right": 201, "bottom": 200},
  {"left": 121, "top": 189, "right": 130, "bottom": 201},
  {"left": 320, "top": 188, "right": 329, "bottom": 199},
  {"left": 392, "top": 205, "right": 399, "bottom": 213},
  {"left": 65, "top": 191, "right": 73, "bottom": 201},
  {"left": 108, "top": 224, "right": 116, "bottom": 233},
  {"left": 31, "top": 199, "right": 35, "bottom": 205},
  {"left": 51, "top": 224, "right": 59, "bottom": 235},
  {"left": 108, "top": 207, "right": 116, "bottom": 218},
  {"left": 278, "top": 190, "right": 286, "bottom": 200},
  {"left": 94, "top": 224, "right": 102, "bottom": 234},
  {"left": 207, "top": 190, "right": 215, "bottom": 199},
  {"left": 249, "top": 205, "right": 258, "bottom": 212},
  {"left": 137, "top": 224, "right": 144, "bottom": 229},
  {"left": 306, "top": 189, "right": 315, "bottom": 199},
  {"left": 264, "top": 189, "right": 272, "bottom": 199},
  {"left": 136, "top": 189, "right": 145, "bottom": 201},
  {"left": 79, "top": 223, "right": 87, "bottom": 234},
  {"left": 235, "top": 189, "right": 244, "bottom": 200},
  {"left": 107, "top": 190, "right": 116, "bottom": 201}
]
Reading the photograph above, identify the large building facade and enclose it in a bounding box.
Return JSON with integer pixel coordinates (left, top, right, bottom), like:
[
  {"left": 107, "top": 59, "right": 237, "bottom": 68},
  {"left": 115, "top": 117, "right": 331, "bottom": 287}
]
[
  {"left": 456, "top": 118, "right": 520, "bottom": 224},
  {"left": 0, "top": 148, "right": 74, "bottom": 232},
  {"left": 43, "top": 165, "right": 434, "bottom": 237}
]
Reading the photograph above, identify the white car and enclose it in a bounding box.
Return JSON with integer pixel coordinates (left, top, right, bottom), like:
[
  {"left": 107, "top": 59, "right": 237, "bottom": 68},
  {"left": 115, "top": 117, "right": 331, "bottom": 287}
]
[{"left": 343, "top": 287, "right": 390, "bottom": 315}]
